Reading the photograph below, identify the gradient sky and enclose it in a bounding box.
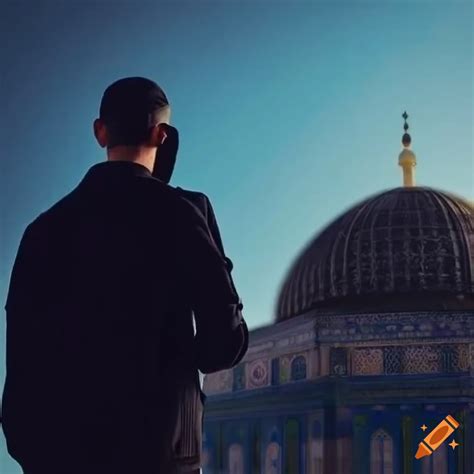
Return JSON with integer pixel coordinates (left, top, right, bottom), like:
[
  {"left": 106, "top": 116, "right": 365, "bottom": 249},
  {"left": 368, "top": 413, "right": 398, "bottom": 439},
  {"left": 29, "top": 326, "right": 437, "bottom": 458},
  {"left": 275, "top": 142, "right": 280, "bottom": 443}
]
[{"left": 0, "top": 0, "right": 472, "bottom": 471}]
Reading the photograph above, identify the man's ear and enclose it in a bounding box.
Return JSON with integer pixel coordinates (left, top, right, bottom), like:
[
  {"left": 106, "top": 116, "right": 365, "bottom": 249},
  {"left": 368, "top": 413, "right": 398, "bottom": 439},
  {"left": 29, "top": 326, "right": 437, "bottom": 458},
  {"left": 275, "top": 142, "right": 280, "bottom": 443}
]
[
  {"left": 93, "top": 118, "right": 108, "bottom": 148},
  {"left": 151, "top": 123, "right": 168, "bottom": 146}
]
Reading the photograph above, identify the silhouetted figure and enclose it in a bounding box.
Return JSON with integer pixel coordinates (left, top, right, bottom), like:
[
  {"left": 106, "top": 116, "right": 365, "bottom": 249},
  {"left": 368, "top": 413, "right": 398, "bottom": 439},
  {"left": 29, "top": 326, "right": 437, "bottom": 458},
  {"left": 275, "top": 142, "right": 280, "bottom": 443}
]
[{"left": 1, "top": 77, "right": 249, "bottom": 474}]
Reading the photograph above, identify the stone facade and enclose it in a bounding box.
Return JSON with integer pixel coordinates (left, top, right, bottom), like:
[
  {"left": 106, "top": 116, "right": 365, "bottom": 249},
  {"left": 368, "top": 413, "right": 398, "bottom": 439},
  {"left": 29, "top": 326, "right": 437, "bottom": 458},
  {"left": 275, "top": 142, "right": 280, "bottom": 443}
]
[
  {"left": 203, "top": 310, "right": 474, "bottom": 396},
  {"left": 202, "top": 310, "right": 474, "bottom": 474}
]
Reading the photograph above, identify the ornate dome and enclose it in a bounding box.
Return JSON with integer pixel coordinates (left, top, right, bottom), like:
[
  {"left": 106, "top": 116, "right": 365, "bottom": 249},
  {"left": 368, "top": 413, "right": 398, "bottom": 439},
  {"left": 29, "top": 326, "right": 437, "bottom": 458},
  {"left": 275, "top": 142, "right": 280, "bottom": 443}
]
[{"left": 276, "top": 187, "right": 474, "bottom": 321}]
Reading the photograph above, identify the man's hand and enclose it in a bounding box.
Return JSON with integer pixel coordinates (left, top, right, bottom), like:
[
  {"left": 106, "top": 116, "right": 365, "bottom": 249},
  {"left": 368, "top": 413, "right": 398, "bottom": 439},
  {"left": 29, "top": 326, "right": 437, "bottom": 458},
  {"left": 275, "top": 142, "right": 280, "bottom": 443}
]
[{"left": 152, "top": 124, "right": 179, "bottom": 184}]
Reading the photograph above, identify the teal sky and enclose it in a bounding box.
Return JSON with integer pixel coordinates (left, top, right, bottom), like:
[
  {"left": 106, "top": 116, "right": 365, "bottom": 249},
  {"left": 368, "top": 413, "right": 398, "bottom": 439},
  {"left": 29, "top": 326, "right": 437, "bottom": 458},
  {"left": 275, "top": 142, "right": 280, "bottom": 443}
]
[{"left": 1, "top": 1, "right": 472, "bottom": 471}]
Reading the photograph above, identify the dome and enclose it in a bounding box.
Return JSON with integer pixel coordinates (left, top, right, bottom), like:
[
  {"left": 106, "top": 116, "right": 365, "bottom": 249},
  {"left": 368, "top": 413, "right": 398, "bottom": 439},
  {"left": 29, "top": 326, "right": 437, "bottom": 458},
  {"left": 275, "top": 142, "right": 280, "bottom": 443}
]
[{"left": 276, "top": 187, "right": 474, "bottom": 321}]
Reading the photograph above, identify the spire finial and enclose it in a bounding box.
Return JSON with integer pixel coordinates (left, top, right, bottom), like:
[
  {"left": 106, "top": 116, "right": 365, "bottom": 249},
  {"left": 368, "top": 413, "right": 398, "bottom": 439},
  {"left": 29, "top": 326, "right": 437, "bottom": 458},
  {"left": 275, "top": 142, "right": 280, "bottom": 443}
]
[
  {"left": 402, "top": 110, "right": 412, "bottom": 147},
  {"left": 398, "top": 110, "right": 416, "bottom": 187},
  {"left": 402, "top": 110, "right": 409, "bottom": 128}
]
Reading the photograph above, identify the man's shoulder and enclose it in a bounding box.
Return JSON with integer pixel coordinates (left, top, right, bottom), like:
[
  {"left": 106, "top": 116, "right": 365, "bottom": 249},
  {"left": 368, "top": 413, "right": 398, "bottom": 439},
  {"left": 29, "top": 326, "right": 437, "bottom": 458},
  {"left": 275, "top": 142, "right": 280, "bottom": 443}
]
[
  {"left": 138, "top": 179, "right": 203, "bottom": 212},
  {"left": 23, "top": 178, "right": 208, "bottom": 236},
  {"left": 175, "top": 186, "right": 210, "bottom": 203},
  {"left": 133, "top": 178, "right": 209, "bottom": 229},
  {"left": 174, "top": 186, "right": 209, "bottom": 202},
  {"left": 24, "top": 188, "right": 79, "bottom": 235},
  {"left": 174, "top": 186, "right": 211, "bottom": 215}
]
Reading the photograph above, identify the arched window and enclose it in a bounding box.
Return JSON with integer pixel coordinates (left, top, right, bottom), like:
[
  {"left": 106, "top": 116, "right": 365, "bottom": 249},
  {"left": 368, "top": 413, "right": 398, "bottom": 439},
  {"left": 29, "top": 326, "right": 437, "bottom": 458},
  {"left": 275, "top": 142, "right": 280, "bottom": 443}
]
[
  {"left": 370, "top": 429, "right": 394, "bottom": 474},
  {"left": 252, "top": 423, "right": 261, "bottom": 474},
  {"left": 271, "top": 358, "right": 280, "bottom": 385},
  {"left": 228, "top": 443, "right": 244, "bottom": 474},
  {"left": 310, "top": 420, "right": 323, "bottom": 474},
  {"left": 233, "top": 363, "right": 246, "bottom": 391},
  {"left": 422, "top": 442, "right": 447, "bottom": 474},
  {"left": 291, "top": 355, "right": 307, "bottom": 381},
  {"left": 265, "top": 431, "right": 281, "bottom": 474},
  {"left": 285, "top": 419, "right": 300, "bottom": 473},
  {"left": 441, "top": 346, "right": 455, "bottom": 373},
  {"left": 330, "top": 348, "right": 348, "bottom": 375}
]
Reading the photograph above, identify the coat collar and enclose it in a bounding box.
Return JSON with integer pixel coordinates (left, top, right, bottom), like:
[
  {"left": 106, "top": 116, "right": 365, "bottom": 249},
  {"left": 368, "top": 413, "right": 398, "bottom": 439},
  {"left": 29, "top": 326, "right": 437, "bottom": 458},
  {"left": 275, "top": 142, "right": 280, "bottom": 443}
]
[{"left": 83, "top": 160, "right": 153, "bottom": 180}]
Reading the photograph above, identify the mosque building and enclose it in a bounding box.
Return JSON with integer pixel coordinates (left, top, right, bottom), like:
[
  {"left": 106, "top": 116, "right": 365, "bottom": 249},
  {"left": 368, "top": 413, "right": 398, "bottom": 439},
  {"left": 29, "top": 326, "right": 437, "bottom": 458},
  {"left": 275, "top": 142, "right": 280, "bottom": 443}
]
[{"left": 201, "top": 113, "right": 474, "bottom": 474}]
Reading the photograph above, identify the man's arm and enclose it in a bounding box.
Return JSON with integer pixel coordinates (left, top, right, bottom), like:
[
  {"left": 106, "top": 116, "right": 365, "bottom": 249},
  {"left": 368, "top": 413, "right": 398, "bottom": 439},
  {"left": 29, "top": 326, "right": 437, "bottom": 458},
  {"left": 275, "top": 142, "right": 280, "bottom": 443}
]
[
  {"left": 175, "top": 188, "right": 234, "bottom": 273},
  {"left": 202, "top": 194, "right": 234, "bottom": 273},
  {"left": 177, "top": 203, "right": 248, "bottom": 374},
  {"left": 5, "top": 224, "right": 36, "bottom": 313},
  {"left": 3, "top": 222, "right": 45, "bottom": 397}
]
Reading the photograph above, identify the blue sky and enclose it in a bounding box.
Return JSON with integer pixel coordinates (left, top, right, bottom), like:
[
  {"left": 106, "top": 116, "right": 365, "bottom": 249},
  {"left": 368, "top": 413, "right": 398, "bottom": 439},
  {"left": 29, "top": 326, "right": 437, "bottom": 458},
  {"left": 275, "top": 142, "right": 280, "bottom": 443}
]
[{"left": 0, "top": 0, "right": 472, "bottom": 471}]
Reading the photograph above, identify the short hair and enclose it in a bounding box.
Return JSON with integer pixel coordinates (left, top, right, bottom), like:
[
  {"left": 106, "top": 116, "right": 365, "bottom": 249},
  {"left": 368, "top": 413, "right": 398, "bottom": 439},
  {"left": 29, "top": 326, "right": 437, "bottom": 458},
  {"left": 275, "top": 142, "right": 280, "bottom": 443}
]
[{"left": 99, "top": 77, "right": 170, "bottom": 148}]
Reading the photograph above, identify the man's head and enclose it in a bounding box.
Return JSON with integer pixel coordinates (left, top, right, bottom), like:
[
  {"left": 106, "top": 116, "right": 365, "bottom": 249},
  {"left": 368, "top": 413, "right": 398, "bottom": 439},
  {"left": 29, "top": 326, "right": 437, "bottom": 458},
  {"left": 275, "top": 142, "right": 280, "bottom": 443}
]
[{"left": 94, "top": 77, "right": 171, "bottom": 169}]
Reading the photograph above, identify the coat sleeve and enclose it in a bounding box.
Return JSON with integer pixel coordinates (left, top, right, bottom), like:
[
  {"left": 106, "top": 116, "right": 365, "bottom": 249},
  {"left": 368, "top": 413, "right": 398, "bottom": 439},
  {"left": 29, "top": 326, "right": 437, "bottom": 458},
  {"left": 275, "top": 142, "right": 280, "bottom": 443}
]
[
  {"left": 202, "top": 194, "right": 234, "bottom": 273},
  {"left": 3, "top": 222, "right": 45, "bottom": 388},
  {"left": 176, "top": 203, "right": 248, "bottom": 374},
  {"left": 175, "top": 188, "right": 234, "bottom": 273},
  {"left": 5, "top": 224, "right": 36, "bottom": 313}
]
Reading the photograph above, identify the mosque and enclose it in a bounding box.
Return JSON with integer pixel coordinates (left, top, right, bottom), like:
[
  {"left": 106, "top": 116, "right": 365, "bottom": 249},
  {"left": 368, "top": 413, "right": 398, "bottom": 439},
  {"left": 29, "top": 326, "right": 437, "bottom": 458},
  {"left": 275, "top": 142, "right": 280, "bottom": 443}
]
[{"left": 200, "top": 113, "right": 474, "bottom": 474}]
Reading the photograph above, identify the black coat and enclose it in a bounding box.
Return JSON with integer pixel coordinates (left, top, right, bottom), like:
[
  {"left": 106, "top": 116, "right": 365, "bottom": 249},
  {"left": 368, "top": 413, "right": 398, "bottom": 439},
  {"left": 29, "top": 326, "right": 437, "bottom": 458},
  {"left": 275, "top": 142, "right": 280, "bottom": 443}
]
[
  {"left": 1, "top": 160, "right": 248, "bottom": 474},
  {"left": 175, "top": 187, "right": 235, "bottom": 271}
]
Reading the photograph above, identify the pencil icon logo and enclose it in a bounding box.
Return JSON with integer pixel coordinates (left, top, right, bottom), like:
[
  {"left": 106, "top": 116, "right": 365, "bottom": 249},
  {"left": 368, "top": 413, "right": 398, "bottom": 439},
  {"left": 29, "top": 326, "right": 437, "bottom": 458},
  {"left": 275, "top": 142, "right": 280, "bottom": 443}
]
[{"left": 415, "top": 414, "right": 460, "bottom": 459}]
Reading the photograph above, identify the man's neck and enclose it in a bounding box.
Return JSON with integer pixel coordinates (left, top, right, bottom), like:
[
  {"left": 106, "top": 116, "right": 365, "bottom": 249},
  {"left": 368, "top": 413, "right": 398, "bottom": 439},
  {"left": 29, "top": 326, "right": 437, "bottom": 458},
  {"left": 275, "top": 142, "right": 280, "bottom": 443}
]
[{"left": 107, "top": 147, "right": 156, "bottom": 173}]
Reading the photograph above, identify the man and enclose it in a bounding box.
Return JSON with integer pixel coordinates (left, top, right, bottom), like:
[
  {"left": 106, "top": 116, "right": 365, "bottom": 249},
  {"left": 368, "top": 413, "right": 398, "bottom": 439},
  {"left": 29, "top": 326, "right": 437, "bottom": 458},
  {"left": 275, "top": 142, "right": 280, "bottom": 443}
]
[{"left": 1, "top": 77, "right": 249, "bottom": 474}]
